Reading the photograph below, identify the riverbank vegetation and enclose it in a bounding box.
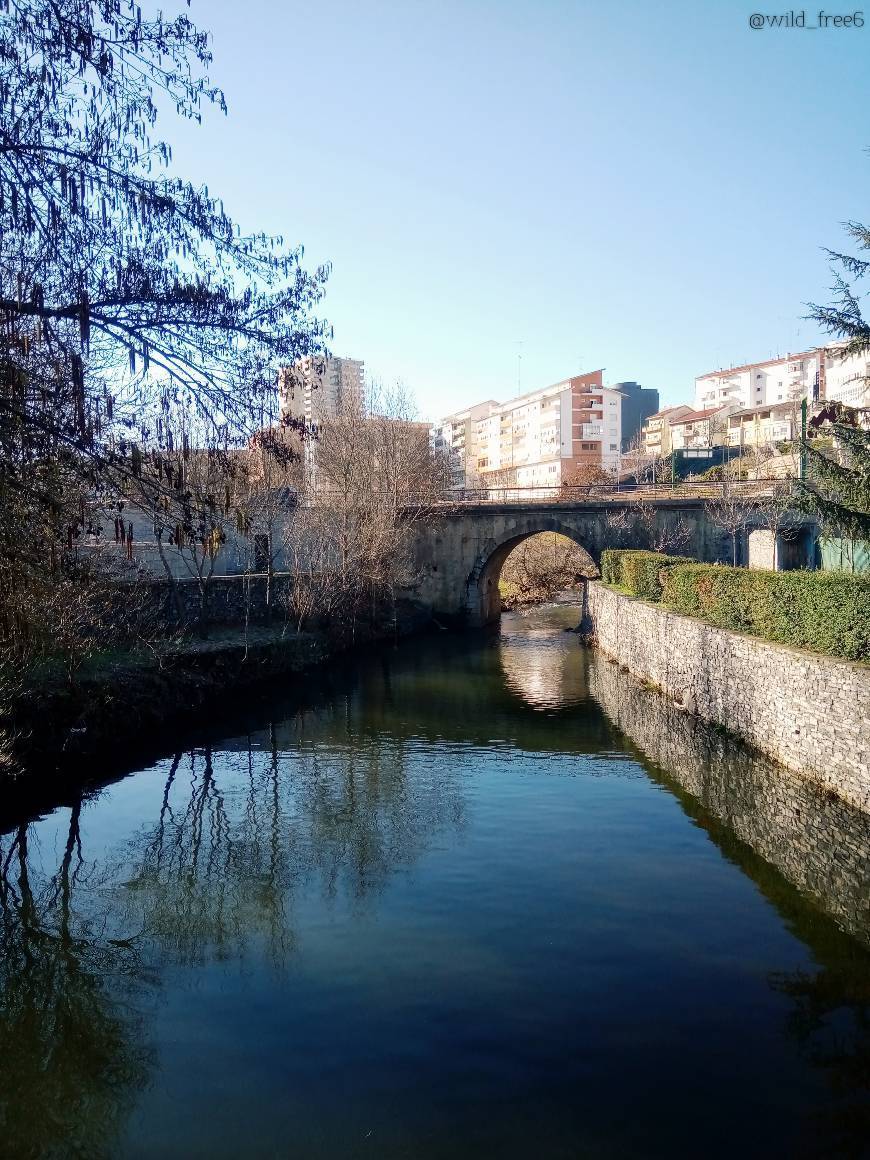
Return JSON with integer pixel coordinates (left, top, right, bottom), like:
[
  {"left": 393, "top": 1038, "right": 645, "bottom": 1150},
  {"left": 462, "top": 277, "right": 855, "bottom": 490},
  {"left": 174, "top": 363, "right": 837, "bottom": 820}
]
[
  {"left": 499, "top": 533, "right": 596, "bottom": 608},
  {"left": 796, "top": 196, "right": 870, "bottom": 545},
  {"left": 0, "top": 0, "right": 329, "bottom": 693},
  {"left": 600, "top": 550, "right": 688, "bottom": 601},
  {"left": 0, "top": 0, "right": 456, "bottom": 769},
  {"left": 601, "top": 550, "right": 870, "bottom": 662}
]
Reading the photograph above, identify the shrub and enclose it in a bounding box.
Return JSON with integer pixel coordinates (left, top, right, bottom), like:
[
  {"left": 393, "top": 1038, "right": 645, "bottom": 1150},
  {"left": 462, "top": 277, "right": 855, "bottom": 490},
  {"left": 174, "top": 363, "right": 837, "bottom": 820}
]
[
  {"left": 659, "top": 564, "right": 870, "bottom": 662},
  {"left": 600, "top": 550, "right": 689, "bottom": 600}
]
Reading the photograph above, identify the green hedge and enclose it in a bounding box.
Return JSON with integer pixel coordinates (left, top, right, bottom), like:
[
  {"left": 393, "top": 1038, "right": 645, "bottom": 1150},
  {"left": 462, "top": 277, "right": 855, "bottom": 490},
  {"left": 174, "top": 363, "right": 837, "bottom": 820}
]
[
  {"left": 600, "top": 550, "right": 870, "bottom": 660},
  {"left": 660, "top": 564, "right": 870, "bottom": 662},
  {"left": 600, "top": 550, "right": 688, "bottom": 600}
]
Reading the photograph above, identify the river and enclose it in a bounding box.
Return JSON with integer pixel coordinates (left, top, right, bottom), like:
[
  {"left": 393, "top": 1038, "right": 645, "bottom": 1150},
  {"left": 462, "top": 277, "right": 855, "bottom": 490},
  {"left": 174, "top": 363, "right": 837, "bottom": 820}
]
[{"left": 1, "top": 606, "right": 868, "bottom": 1159}]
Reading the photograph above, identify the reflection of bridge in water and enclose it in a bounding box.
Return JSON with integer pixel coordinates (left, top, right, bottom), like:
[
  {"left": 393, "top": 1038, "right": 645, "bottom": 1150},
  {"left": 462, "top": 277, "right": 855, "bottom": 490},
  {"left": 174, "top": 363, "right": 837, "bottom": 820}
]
[
  {"left": 324, "top": 611, "right": 870, "bottom": 949},
  {"left": 498, "top": 608, "right": 588, "bottom": 711}
]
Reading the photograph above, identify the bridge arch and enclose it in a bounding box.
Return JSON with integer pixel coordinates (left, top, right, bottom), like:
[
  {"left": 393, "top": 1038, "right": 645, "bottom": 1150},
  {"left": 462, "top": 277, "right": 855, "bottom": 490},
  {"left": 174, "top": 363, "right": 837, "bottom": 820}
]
[{"left": 465, "top": 518, "right": 599, "bottom": 626}]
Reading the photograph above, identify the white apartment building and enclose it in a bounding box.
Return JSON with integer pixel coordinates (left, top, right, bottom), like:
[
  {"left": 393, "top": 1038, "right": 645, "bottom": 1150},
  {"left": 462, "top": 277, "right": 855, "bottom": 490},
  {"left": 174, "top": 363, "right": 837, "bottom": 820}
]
[
  {"left": 280, "top": 356, "right": 365, "bottom": 424},
  {"left": 431, "top": 400, "right": 500, "bottom": 487},
  {"left": 695, "top": 341, "right": 870, "bottom": 414},
  {"left": 434, "top": 371, "right": 623, "bottom": 489},
  {"left": 669, "top": 404, "right": 735, "bottom": 451},
  {"left": 822, "top": 342, "right": 870, "bottom": 408},
  {"left": 694, "top": 350, "right": 820, "bottom": 412},
  {"left": 726, "top": 401, "right": 799, "bottom": 449}
]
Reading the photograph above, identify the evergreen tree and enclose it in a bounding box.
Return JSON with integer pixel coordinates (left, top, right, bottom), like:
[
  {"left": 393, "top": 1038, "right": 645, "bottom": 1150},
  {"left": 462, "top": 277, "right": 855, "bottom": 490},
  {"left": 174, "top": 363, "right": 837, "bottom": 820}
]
[
  {"left": 799, "top": 218, "right": 870, "bottom": 539},
  {"left": 800, "top": 417, "right": 870, "bottom": 541}
]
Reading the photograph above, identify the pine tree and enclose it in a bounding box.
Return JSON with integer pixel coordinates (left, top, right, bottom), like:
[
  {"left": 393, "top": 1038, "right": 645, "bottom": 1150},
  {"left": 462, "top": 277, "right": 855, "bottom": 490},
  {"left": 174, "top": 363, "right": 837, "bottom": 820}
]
[
  {"left": 798, "top": 217, "right": 870, "bottom": 539},
  {"left": 799, "top": 418, "right": 870, "bottom": 540}
]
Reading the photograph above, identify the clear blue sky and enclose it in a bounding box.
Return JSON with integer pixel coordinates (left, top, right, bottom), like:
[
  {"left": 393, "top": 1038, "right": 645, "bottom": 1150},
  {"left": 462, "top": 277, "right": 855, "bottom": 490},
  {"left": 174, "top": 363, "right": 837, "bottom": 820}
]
[{"left": 168, "top": 0, "right": 870, "bottom": 418}]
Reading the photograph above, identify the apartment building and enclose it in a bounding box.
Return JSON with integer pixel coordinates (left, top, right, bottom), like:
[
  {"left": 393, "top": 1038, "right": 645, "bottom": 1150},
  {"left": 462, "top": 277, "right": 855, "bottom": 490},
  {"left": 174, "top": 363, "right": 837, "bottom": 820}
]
[
  {"left": 669, "top": 404, "right": 734, "bottom": 451},
  {"left": 726, "top": 401, "right": 799, "bottom": 449},
  {"left": 695, "top": 341, "right": 870, "bottom": 414},
  {"left": 642, "top": 404, "right": 692, "bottom": 458},
  {"left": 280, "top": 356, "right": 365, "bottom": 424},
  {"left": 494, "top": 370, "right": 622, "bottom": 485},
  {"left": 434, "top": 371, "right": 622, "bottom": 489},
  {"left": 694, "top": 350, "right": 820, "bottom": 412},
  {"left": 431, "top": 400, "right": 501, "bottom": 487},
  {"left": 612, "top": 381, "right": 660, "bottom": 450},
  {"left": 822, "top": 342, "right": 870, "bottom": 409}
]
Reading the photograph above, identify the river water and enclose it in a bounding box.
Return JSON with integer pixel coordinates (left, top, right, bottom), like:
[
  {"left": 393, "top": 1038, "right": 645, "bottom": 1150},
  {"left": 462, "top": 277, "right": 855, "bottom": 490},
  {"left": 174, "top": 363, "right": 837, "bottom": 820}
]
[{"left": 1, "top": 606, "right": 869, "bottom": 1159}]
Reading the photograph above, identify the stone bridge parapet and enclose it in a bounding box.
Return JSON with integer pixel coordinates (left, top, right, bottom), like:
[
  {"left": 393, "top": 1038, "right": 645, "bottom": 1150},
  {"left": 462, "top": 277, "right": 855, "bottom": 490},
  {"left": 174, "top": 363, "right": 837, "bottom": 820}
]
[{"left": 407, "top": 498, "right": 812, "bottom": 626}]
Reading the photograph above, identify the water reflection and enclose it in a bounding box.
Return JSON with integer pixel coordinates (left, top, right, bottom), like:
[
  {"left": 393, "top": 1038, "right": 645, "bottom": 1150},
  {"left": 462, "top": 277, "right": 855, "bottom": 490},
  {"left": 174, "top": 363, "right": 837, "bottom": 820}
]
[
  {"left": 590, "top": 654, "right": 870, "bottom": 1155},
  {"left": 0, "top": 610, "right": 868, "bottom": 1158},
  {"left": 588, "top": 656, "right": 870, "bottom": 948},
  {"left": 113, "top": 730, "right": 467, "bottom": 971},
  {"left": 498, "top": 606, "right": 588, "bottom": 710},
  {"left": 0, "top": 801, "right": 154, "bottom": 1160}
]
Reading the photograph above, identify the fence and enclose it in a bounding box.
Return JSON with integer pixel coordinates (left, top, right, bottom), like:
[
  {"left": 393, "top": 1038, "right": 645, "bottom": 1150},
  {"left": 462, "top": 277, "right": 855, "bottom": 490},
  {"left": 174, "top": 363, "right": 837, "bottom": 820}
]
[{"left": 442, "top": 479, "right": 790, "bottom": 506}]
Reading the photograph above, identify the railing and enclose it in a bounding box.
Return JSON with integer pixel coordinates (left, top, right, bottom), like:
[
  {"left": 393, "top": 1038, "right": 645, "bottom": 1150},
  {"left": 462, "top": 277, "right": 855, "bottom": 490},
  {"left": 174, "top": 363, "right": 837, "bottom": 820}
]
[{"left": 440, "top": 479, "right": 794, "bottom": 506}]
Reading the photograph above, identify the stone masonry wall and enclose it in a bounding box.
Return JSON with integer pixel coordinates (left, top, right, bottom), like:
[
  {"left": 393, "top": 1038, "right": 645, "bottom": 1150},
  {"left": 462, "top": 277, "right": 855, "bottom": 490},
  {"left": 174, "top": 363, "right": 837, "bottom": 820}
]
[
  {"left": 586, "top": 582, "right": 870, "bottom": 812},
  {"left": 138, "top": 573, "right": 296, "bottom": 629}
]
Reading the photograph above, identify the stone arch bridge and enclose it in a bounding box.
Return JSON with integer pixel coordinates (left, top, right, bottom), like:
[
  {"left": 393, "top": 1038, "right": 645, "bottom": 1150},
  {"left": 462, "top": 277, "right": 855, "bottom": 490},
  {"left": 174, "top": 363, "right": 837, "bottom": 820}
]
[{"left": 406, "top": 495, "right": 810, "bottom": 626}]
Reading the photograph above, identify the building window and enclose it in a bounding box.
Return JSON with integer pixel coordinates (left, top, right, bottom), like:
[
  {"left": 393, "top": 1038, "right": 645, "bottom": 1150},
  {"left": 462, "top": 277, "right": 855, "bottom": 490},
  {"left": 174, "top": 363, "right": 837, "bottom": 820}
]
[{"left": 609, "top": 443, "right": 618, "bottom": 451}]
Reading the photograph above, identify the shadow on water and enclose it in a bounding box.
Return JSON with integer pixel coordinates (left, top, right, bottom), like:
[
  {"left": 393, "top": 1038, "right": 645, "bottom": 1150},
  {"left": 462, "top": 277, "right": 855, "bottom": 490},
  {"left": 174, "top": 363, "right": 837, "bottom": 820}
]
[
  {"left": 586, "top": 648, "right": 870, "bottom": 1157},
  {"left": 0, "top": 604, "right": 868, "bottom": 1158}
]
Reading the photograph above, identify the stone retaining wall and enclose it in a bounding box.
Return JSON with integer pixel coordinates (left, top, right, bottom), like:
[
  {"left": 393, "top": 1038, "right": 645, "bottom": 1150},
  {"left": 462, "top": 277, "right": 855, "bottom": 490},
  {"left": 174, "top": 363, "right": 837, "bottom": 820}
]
[
  {"left": 586, "top": 582, "right": 870, "bottom": 812},
  {"left": 138, "top": 572, "right": 296, "bottom": 628}
]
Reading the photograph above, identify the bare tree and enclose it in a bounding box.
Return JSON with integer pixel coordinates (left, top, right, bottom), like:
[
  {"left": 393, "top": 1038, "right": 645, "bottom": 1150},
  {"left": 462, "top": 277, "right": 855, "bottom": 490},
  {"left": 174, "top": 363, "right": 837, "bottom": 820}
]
[
  {"left": 473, "top": 464, "right": 518, "bottom": 500},
  {"left": 705, "top": 481, "right": 753, "bottom": 566},
  {"left": 0, "top": 0, "right": 329, "bottom": 678},
  {"left": 562, "top": 463, "right": 615, "bottom": 496},
  {"left": 239, "top": 426, "right": 306, "bottom": 621},
  {"left": 500, "top": 533, "right": 596, "bottom": 608},
  {"left": 751, "top": 481, "right": 804, "bottom": 569},
  {"left": 622, "top": 434, "right": 669, "bottom": 486},
  {"left": 601, "top": 490, "right": 692, "bottom": 556},
  {"left": 126, "top": 440, "right": 249, "bottom": 631},
  {"left": 283, "top": 384, "right": 451, "bottom": 635}
]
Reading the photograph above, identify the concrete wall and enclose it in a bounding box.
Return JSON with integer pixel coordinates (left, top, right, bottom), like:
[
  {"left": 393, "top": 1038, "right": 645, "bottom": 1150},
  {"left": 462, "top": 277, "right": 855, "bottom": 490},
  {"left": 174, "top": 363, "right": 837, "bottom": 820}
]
[
  {"left": 587, "top": 582, "right": 870, "bottom": 811},
  {"left": 410, "top": 499, "right": 730, "bottom": 626}
]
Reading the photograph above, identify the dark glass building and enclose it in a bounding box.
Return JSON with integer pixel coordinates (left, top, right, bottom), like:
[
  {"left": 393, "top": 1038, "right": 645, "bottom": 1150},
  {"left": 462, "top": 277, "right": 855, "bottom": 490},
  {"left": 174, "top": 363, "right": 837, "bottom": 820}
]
[{"left": 612, "top": 381, "right": 660, "bottom": 450}]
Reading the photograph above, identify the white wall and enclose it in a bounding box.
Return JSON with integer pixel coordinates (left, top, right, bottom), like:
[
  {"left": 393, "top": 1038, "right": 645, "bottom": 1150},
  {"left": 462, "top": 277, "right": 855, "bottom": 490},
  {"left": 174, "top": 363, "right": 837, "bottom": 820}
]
[
  {"left": 695, "top": 353, "right": 819, "bottom": 411},
  {"left": 824, "top": 345, "right": 870, "bottom": 408}
]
